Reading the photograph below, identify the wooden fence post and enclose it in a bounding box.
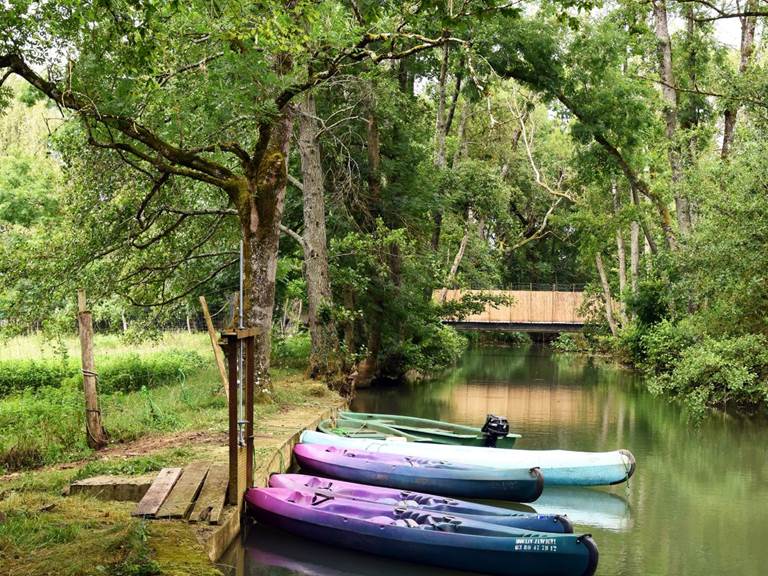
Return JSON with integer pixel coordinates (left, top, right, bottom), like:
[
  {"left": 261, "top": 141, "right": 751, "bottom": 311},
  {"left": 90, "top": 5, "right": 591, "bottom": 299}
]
[
  {"left": 200, "top": 295, "right": 229, "bottom": 399},
  {"left": 225, "top": 333, "right": 239, "bottom": 504},
  {"left": 77, "top": 290, "right": 108, "bottom": 449}
]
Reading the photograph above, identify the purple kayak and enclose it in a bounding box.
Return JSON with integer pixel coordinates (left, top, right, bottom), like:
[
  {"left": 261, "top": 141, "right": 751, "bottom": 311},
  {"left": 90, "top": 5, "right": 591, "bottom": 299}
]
[
  {"left": 293, "top": 443, "right": 543, "bottom": 502},
  {"left": 270, "top": 473, "right": 572, "bottom": 533},
  {"left": 245, "top": 487, "right": 598, "bottom": 576}
]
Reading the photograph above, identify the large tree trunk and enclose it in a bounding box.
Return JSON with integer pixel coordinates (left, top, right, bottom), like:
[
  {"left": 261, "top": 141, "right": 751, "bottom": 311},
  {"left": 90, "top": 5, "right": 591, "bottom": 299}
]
[
  {"left": 595, "top": 253, "right": 618, "bottom": 336},
  {"left": 353, "top": 104, "right": 386, "bottom": 387},
  {"left": 297, "top": 93, "right": 340, "bottom": 379},
  {"left": 630, "top": 185, "right": 658, "bottom": 255},
  {"left": 721, "top": 0, "right": 758, "bottom": 159},
  {"left": 630, "top": 220, "right": 640, "bottom": 291},
  {"left": 439, "top": 104, "right": 474, "bottom": 301},
  {"left": 397, "top": 59, "right": 415, "bottom": 97},
  {"left": 630, "top": 210, "right": 640, "bottom": 296},
  {"left": 612, "top": 182, "right": 628, "bottom": 324},
  {"left": 652, "top": 0, "right": 690, "bottom": 236},
  {"left": 240, "top": 107, "right": 294, "bottom": 394},
  {"left": 434, "top": 43, "right": 450, "bottom": 169}
]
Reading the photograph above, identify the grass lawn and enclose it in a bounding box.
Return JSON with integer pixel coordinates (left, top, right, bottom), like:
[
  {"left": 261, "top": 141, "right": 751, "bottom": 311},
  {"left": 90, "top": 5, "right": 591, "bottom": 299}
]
[
  {"left": 0, "top": 331, "right": 341, "bottom": 575},
  {"left": 0, "top": 332, "right": 310, "bottom": 472},
  {"left": 0, "top": 332, "right": 212, "bottom": 362}
]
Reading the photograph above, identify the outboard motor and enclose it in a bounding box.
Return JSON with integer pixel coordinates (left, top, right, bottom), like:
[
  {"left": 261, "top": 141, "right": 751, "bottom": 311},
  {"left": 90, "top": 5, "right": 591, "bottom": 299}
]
[{"left": 481, "top": 414, "right": 510, "bottom": 447}]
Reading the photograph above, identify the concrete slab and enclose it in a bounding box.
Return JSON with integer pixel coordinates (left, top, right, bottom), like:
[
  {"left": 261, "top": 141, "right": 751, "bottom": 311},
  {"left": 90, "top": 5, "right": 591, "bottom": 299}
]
[{"left": 68, "top": 473, "right": 155, "bottom": 502}]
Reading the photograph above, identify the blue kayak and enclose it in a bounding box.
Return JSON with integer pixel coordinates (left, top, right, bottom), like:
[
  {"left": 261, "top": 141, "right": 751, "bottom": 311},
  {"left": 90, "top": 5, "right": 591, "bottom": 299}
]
[
  {"left": 270, "top": 473, "right": 572, "bottom": 533},
  {"left": 301, "top": 430, "right": 636, "bottom": 487},
  {"left": 294, "top": 443, "right": 544, "bottom": 502},
  {"left": 246, "top": 487, "right": 599, "bottom": 576}
]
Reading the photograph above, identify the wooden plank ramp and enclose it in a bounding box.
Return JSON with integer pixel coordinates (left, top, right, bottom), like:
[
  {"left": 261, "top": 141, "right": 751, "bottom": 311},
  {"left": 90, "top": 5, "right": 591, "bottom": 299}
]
[
  {"left": 188, "top": 463, "right": 229, "bottom": 524},
  {"left": 155, "top": 461, "right": 210, "bottom": 519},
  {"left": 132, "top": 467, "right": 182, "bottom": 517}
]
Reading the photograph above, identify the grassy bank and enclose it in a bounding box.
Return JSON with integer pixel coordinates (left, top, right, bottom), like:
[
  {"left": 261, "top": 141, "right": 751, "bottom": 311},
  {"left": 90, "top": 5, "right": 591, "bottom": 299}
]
[
  {"left": 0, "top": 332, "right": 215, "bottom": 472},
  {"left": 0, "top": 330, "right": 342, "bottom": 576},
  {"left": 550, "top": 327, "right": 768, "bottom": 420},
  {"left": 0, "top": 447, "right": 222, "bottom": 576},
  {"left": 0, "top": 331, "right": 315, "bottom": 472}
]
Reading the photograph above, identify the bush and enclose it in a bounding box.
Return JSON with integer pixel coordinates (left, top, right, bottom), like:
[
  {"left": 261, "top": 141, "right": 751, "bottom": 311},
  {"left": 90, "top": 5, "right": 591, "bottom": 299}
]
[
  {"left": 0, "top": 350, "right": 206, "bottom": 398},
  {"left": 401, "top": 324, "right": 468, "bottom": 374},
  {"left": 271, "top": 331, "right": 312, "bottom": 369},
  {"left": 95, "top": 350, "right": 205, "bottom": 393},
  {"left": 625, "top": 277, "right": 672, "bottom": 326},
  {"left": 551, "top": 333, "right": 581, "bottom": 353},
  {"left": 466, "top": 331, "right": 531, "bottom": 348},
  {"left": 0, "top": 359, "right": 75, "bottom": 397},
  {"left": 638, "top": 319, "right": 697, "bottom": 374},
  {"left": 647, "top": 334, "right": 768, "bottom": 418},
  {"left": 0, "top": 384, "right": 89, "bottom": 471}
]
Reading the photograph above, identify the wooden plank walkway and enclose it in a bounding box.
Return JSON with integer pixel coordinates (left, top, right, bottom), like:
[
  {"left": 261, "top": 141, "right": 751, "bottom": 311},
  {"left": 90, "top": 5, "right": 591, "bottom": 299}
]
[
  {"left": 132, "top": 461, "right": 230, "bottom": 525},
  {"left": 132, "top": 467, "right": 182, "bottom": 517},
  {"left": 156, "top": 461, "right": 210, "bottom": 519},
  {"left": 189, "top": 463, "right": 229, "bottom": 524}
]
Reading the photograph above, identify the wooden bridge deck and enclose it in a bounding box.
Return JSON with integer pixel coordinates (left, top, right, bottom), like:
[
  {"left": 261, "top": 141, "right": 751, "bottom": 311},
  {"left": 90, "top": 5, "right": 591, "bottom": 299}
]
[{"left": 436, "top": 289, "right": 586, "bottom": 332}]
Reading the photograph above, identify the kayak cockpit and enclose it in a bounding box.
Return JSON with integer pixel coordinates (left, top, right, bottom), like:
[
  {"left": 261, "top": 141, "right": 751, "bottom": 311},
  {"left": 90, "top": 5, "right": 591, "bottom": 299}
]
[{"left": 282, "top": 489, "right": 526, "bottom": 537}]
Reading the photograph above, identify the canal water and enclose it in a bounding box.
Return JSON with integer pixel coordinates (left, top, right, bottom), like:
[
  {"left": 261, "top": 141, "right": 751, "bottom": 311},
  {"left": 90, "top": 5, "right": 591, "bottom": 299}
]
[{"left": 229, "top": 346, "right": 768, "bottom": 576}]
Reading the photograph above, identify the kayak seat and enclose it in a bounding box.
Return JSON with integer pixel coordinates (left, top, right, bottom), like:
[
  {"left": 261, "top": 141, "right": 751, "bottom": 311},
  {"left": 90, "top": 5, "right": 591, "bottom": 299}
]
[{"left": 370, "top": 516, "right": 420, "bottom": 528}]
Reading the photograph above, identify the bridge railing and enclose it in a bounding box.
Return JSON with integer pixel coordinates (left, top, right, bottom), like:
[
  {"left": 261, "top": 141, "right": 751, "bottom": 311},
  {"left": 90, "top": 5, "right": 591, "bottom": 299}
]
[{"left": 502, "top": 283, "right": 586, "bottom": 292}]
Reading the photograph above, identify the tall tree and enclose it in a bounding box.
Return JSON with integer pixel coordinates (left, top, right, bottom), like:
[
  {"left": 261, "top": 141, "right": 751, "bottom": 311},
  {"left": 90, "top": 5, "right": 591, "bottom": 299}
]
[
  {"left": 1, "top": 1, "right": 468, "bottom": 389},
  {"left": 721, "top": 0, "right": 759, "bottom": 159},
  {"left": 652, "top": 0, "right": 692, "bottom": 236},
  {"left": 294, "top": 92, "right": 339, "bottom": 380}
]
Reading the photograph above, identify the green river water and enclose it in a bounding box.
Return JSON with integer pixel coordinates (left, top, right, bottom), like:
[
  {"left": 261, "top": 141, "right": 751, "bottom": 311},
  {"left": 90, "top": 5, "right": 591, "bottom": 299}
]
[{"left": 228, "top": 346, "right": 768, "bottom": 576}]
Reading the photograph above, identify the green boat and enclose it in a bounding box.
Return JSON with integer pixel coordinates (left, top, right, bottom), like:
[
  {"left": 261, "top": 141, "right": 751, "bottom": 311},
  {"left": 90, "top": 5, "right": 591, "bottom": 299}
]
[{"left": 318, "top": 412, "right": 521, "bottom": 448}]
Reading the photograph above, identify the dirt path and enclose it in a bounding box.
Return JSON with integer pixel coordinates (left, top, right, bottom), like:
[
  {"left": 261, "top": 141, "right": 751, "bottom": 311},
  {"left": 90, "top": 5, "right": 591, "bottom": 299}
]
[{"left": 0, "top": 430, "right": 227, "bottom": 482}]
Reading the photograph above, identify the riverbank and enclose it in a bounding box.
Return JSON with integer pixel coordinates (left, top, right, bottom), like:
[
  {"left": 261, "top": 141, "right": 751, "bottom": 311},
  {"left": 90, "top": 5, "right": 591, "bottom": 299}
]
[
  {"left": 0, "top": 373, "right": 343, "bottom": 576},
  {"left": 348, "top": 346, "right": 768, "bottom": 576},
  {"left": 548, "top": 326, "right": 768, "bottom": 420}
]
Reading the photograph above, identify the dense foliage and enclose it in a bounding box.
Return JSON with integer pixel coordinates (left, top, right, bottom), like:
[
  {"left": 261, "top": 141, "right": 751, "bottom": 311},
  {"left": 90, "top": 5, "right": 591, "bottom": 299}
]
[{"left": 2, "top": 1, "right": 768, "bottom": 415}]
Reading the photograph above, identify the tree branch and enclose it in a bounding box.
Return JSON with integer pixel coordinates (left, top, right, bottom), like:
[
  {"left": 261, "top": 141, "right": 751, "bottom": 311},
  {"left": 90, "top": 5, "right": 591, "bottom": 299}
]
[
  {"left": 274, "top": 32, "right": 466, "bottom": 110},
  {"left": 511, "top": 198, "right": 561, "bottom": 249},
  {"left": 287, "top": 174, "right": 304, "bottom": 191},
  {"left": 1, "top": 53, "right": 239, "bottom": 191},
  {"left": 279, "top": 224, "right": 307, "bottom": 249},
  {"left": 510, "top": 94, "right": 575, "bottom": 202},
  {"left": 634, "top": 73, "right": 768, "bottom": 108},
  {"left": 156, "top": 52, "right": 224, "bottom": 87},
  {"left": 673, "top": 0, "right": 768, "bottom": 22},
  {"left": 121, "top": 257, "right": 239, "bottom": 307},
  {"left": 162, "top": 207, "right": 237, "bottom": 216}
]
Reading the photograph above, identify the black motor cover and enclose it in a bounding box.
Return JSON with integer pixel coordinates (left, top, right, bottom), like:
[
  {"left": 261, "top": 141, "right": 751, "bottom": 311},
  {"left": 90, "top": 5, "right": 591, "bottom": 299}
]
[{"left": 481, "top": 414, "right": 510, "bottom": 447}]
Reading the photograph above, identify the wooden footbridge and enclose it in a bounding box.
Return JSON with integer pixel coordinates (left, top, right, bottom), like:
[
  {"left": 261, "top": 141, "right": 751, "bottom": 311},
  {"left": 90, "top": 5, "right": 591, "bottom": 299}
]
[{"left": 437, "top": 287, "right": 586, "bottom": 333}]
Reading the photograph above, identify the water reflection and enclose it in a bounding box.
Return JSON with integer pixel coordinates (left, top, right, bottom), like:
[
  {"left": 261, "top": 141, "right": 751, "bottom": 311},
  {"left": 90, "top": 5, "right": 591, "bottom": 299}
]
[
  {"left": 530, "top": 487, "right": 632, "bottom": 532},
  {"left": 236, "top": 346, "right": 768, "bottom": 576},
  {"left": 227, "top": 522, "right": 470, "bottom": 576}
]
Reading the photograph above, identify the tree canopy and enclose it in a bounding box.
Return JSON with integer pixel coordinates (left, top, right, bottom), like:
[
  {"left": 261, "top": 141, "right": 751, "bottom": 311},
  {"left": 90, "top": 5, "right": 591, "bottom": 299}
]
[{"left": 2, "top": 0, "right": 768, "bottom": 411}]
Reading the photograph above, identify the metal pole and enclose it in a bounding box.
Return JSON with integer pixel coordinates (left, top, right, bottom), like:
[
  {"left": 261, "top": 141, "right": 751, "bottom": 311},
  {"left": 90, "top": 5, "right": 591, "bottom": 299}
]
[{"left": 237, "top": 240, "right": 245, "bottom": 446}]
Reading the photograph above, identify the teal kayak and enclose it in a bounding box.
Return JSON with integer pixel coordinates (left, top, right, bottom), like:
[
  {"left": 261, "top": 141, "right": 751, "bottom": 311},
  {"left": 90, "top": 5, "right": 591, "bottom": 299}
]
[
  {"left": 301, "top": 430, "right": 636, "bottom": 487},
  {"left": 328, "top": 411, "right": 522, "bottom": 447}
]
